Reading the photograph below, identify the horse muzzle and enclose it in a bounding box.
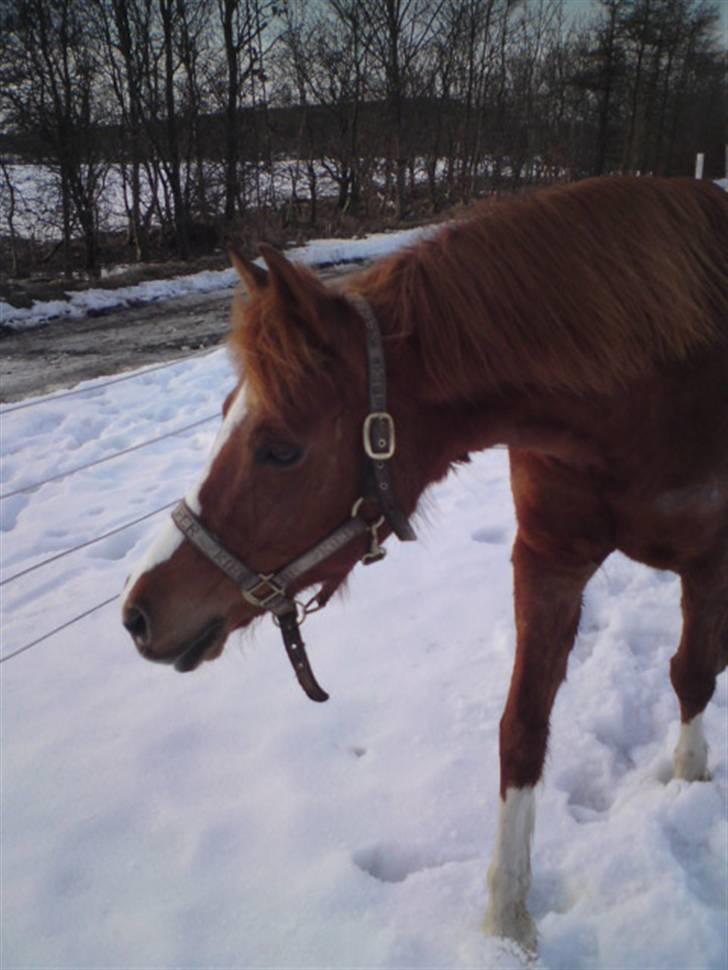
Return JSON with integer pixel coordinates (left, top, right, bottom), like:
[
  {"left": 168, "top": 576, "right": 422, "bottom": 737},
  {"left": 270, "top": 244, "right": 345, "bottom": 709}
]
[{"left": 123, "top": 602, "right": 227, "bottom": 672}]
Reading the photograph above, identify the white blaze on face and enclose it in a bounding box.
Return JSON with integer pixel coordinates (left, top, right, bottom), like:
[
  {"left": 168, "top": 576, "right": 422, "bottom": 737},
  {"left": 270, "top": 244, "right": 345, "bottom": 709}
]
[
  {"left": 185, "top": 384, "right": 249, "bottom": 514},
  {"left": 123, "top": 385, "right": 249, "bottom": 597}
]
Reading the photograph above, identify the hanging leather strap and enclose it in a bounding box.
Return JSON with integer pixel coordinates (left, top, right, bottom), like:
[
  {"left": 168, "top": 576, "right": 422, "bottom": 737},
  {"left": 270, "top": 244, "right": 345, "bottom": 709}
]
[{"left": 277, "top": 610, "right": 329, "bottom": 702}]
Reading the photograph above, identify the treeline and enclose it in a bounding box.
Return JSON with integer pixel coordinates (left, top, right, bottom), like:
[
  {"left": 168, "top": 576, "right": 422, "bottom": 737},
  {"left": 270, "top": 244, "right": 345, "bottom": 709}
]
[{"left": 0, "top": 0, "right": 725, "bottom": 278}]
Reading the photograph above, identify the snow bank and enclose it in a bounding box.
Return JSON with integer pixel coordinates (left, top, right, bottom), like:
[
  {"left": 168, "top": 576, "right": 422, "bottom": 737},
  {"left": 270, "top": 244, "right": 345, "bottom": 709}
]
[
  {"left": 0, "top": 227, "right": 431, "bottom": 331},
  {"left": 1, "top": 348, "right": 726, "bottom": 969}
]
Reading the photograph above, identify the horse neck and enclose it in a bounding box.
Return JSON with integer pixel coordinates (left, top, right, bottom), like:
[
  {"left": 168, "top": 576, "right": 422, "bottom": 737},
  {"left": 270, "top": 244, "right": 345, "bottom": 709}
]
[
  {"left": 356, "top": 228, "right": 543, "bottom": 406},
  {"left": 356, "top": 182, "right": 722, "bottom": 415},
  {"left": 356, "top": 247, "right": 607, "bottom": 470}
]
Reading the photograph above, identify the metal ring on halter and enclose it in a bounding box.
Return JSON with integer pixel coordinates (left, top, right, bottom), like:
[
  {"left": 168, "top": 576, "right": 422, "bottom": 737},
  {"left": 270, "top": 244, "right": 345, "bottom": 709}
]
[
  {"left": 351, "top": 496, "right": 385, "bottom": 530},
  {"left": 301, "top": 592, "right": 327, "bottom": 618},
  {"left": 272, "top": 599, "right": 307, "bottom": 628},
  {"left": 271, "top": 588, "right": 329, "bottom": 629}
]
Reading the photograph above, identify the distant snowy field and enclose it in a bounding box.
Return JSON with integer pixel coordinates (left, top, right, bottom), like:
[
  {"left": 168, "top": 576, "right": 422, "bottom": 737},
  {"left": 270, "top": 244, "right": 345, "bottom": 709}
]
[
  {"left": 2, "top": 347, "right": 727, "bottom": 965},
  {"left": 0, "top": 161, "right": 342, "bottom": 242}
]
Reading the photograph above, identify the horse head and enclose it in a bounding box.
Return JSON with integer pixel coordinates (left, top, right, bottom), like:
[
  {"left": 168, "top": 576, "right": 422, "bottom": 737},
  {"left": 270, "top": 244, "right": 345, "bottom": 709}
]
[{"left": 121, "top": 245, "right": 443, "bottom": 691}]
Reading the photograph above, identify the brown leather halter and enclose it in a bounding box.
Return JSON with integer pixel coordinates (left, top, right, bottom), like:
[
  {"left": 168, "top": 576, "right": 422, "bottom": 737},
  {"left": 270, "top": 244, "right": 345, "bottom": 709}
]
[{"left": 171, "top": 294, "right": 416, "bottom": 702}]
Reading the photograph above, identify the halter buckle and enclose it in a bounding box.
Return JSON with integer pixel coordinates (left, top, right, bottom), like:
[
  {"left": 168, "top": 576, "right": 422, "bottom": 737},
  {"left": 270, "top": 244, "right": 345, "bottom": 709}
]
[
  {"left": 363, "top": 412, "right": 396, "bottom": 460},
  {"left": 242, "top": 574, "right": 287, "bottom": 610}
]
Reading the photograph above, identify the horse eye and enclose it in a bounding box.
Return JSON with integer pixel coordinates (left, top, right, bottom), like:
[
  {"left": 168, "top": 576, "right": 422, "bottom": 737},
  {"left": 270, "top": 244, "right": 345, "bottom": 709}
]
[{"left": 254, "top": 442, "right": 303, "bottom": 467}]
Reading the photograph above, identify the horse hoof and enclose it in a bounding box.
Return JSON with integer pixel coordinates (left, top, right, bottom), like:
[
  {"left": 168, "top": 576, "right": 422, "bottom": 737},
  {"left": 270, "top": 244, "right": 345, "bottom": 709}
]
[
  {"left": 483, "top": 902, "right": 538, "bottom": 955},
  {"left": 673, "top": 738, "right": 710, "bottom": 782},
  {"left": 673, "top": 767, "right": 713, "bottom": 783}
]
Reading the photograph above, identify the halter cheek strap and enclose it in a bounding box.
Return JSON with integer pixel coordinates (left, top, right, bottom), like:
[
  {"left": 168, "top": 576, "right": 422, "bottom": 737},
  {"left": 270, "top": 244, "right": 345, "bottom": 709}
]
[
  {"left": 348, "top": 293, "right": 416, "bottom": 542},
  {"left": 170, "top": 294, "right": 415, "bottom": 702}
]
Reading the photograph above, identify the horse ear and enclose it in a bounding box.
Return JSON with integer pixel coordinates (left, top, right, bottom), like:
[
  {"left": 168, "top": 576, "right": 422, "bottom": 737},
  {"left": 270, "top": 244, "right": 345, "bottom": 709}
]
[
  {"left": 258, "top": 244, "right": 349, "bottom": 355},
  {"left": 258, "top": 243, "right": 328, "bottom": 317},
  {"left": 227, "top": 240, "right": 268, "bottom": 292}
]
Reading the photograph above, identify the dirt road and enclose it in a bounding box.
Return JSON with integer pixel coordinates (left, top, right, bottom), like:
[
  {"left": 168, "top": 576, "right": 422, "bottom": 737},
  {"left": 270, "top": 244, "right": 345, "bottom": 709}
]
[
  {"left": 0, "top": 264, "right": 362, "bottom": 403},
  {"left": 0, "top": 289, "right": 235, "bottom": 404}
]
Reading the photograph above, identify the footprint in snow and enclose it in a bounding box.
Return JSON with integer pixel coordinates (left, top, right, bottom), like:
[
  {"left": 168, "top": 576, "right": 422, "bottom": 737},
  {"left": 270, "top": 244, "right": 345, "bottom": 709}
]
[
  {"left": 566, "top": 784, "right": 614, "bottom": 821},
  {"left": 557, "top": 762, "right": 615, "bottom": 821},
  {"left": 0, "top": 493, "right": 29, "bottom": 532},
  {"left": 472, "top": 526, "right": 509, "bottom": 545},
  {"left": 91, "top": 530, "right": 141, "bottom": 561},
  {"left": 19, "top": 410, "right": 65, "bottom": 438},
  {"left": 530, "top": 866, "right": 580, "bottom": 921},
  {"left": 353, "top": 841, "right": 472, "bottom": 883}
]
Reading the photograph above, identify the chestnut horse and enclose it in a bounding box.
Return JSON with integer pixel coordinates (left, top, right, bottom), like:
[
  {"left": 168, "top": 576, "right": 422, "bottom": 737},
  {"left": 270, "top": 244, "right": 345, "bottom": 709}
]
[{"left": 123, "top": 177, "right": 728, "bottom": 950}]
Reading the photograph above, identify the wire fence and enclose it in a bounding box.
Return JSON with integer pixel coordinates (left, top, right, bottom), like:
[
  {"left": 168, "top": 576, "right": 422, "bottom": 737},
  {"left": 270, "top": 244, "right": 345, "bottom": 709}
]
[
  {"left": 0, "top": 498, "right": 181, "bottom": 665},
  {"left": 1, "top": 387, "right": 222, "bottom": 663},
  {"left": 0, "top": 287, "right": 242, "bottom": 665},
  {"left": 0, "top": 344, "right": 222, "bottom": 416},
  {"left": 0, "top": 414, "right": 217, "bottom": 500},
  {"left": 0, "top": 498, "right": 179, "bottom": 588},
  {"left": 0, "top": 496, "right": 182, "bottom": 665},
  {"left": 0, "top": 594, "right": 121, "bottom": 666}
]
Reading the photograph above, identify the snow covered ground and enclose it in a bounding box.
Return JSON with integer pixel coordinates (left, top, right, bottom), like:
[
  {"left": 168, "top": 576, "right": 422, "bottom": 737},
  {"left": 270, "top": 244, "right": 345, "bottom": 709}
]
[
  {"left": 2, "top": 325, "right": 726, "bottom": 967},
  {"left": 0, "top": 226, "right": 433, "bottom": 331}
]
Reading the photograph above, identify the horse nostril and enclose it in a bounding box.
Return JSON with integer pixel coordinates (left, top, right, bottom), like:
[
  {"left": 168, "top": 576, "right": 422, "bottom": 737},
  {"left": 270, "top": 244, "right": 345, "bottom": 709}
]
[{"left": 123, "top": 604, "right": 151, "bottom": 647}]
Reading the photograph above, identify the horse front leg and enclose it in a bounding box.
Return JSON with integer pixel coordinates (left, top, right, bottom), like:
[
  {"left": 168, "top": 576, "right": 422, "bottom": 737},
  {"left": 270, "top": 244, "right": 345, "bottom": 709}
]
[
  {"left": 484, "top": 536, "right": 602, "bottom": 951},
  {"left": 670, "top": 554, "right": 728, "bottom": 782}
]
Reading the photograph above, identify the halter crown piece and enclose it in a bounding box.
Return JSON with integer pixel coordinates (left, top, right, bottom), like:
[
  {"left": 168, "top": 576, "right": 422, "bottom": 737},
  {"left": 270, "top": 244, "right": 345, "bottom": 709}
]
[{"left": 171, "top": 293, "right": 416, "bottom": 702}]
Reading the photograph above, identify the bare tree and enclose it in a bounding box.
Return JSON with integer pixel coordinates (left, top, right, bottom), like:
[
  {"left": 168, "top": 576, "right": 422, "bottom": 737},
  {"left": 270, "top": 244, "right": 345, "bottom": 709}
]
[
  {"left": 1, "top": 0, "right": 725, "bottom": 280},
  {"left": 586, "top": 0, "right": 627, "bottom": 174},
  {"left": 0, "top": 157, "right": 20, "bottom": 275},
  {"left": 278, "top": 0, "right": 378, "bottom": 221},
  {"left": 92, "top": 0, "right": 154, "bottom": 259},
  {"left": 214, "top": 0, "right": 277, "bottom": 221},
  {"left": 2, "top": 0, "right": 108, "bottom": 275},
  {"left": 360, "top": 0, "right": 444, "bottom": 217}
]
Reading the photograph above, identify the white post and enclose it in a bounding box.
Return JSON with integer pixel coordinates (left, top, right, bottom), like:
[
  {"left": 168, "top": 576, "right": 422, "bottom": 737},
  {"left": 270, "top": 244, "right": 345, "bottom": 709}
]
[{"left": 694, "top": 153, "right": 704, "bottom": 179}]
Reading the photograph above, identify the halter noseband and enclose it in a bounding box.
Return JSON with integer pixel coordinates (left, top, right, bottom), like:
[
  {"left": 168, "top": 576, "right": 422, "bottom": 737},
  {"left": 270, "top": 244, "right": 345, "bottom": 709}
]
[{"left": 171, "top": 294, "right": 416, "bottom": 702}]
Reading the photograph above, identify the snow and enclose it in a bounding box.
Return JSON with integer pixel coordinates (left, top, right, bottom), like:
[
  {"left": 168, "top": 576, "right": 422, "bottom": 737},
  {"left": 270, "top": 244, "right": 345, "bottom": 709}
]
[
  {"left": 0, "top": 226, "right": 431, "bottom": 332},
  {"left": 1, "top": 300, "right": 727, "bottom": 969}
]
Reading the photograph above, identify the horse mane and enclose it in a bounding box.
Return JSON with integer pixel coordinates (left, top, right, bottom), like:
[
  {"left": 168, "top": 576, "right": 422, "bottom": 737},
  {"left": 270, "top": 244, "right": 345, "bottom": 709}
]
[
  {"left": 231, "top": 177, "right": 728, "bottom": 416},
  {"left": 355, "top": 177, "right": 728, "bottom": 399},
  {"left": 229, "top": 267, "right": 349, "bottom": 422}
]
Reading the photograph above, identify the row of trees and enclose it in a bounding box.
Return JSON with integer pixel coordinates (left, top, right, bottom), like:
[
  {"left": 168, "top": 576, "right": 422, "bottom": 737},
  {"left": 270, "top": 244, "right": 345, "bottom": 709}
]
[{"left": 0, "top": 0, "right": 725, "bottom": 277}]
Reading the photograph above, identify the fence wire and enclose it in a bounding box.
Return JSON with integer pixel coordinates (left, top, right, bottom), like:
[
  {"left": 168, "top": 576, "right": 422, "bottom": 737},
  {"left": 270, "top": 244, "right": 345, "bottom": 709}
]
[
  {"left": 0, "top": 595, "right": 121, "bottom": 666},
  {"left": 0, "top": 499, "right": 178, "bottom": 588},
  {"left": 0, "top": 343, "right": 222, "bottom": 415},
  {"left": 0, "top": 414, "right": 217, "bottom": 500},
  {"left": 1, "top": 409, "right": 218, "bottom": 662}
]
